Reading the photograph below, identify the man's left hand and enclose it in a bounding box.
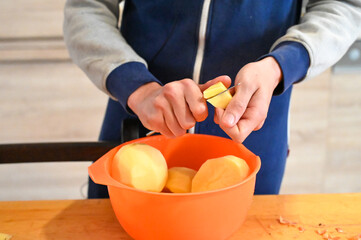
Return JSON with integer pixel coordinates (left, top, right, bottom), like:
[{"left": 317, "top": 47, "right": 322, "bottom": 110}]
[{"left": 214, "top": 57, "right": 282, "bottom": 143}]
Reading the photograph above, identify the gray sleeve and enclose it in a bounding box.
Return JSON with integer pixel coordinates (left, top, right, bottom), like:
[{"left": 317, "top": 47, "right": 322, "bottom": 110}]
[
  {"left": 271, "top": 0, "right": 361, "bottom": 80},
  {"left": 63, "top": 0, "right": 147, "bottom": 97}
]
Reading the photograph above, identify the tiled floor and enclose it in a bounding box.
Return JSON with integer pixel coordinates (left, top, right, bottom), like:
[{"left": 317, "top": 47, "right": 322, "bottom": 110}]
[{"left": 0, "top": 0, "right": 360, "bottom": 201}]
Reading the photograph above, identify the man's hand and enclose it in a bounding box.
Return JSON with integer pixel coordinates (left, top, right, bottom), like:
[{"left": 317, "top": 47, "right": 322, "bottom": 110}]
[
  {"left": 128, "top": 76, "right": 231, "bottom": 138},
  {"left": 214, "top": 57, "right": 282, "bottom": 143}
]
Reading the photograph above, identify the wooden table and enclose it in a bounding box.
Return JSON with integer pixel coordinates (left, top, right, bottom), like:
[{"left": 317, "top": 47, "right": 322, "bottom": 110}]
[{"left": 1, "top": 193, "right": 360, "bottom": 240}]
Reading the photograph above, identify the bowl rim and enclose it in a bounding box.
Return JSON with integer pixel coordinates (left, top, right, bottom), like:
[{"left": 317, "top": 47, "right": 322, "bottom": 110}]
[{"left": 90, "top": 134, "right": 262, "bottom": 196}]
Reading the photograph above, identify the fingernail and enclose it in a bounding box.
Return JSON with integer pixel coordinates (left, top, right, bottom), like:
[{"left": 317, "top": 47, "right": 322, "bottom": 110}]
[{"left": 224, "top": 113, "right": 235, "bottom": 126}]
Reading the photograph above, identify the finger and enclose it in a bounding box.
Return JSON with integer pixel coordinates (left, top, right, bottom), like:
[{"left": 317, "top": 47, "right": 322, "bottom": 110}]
[
  {"left": 254, "top": 120, "right": 265, "bottom": 131},
  {"left": 221, "top": 80, "right": 256, "bottom": 128},
  {"left": 162, "top": 100, "right": 187, "bottom": 137},
  {"left": 199, "top": 75, "right": 232, "bottom": 92},
  {"left": 170, "top": 95, "right": 197, "bottom": 130},
  {"left": 173, "top": 103, "right": 196, "bottom": 130},
  {"left": 140, "top": 108, "right": 175, "bottom": 138},
  {"left": 216, "top": 107, "right": 243, "bottom": 143},
  {"left": 150, "top": 114, "right": 174, "bottom": 139},
  {"left": 182, "top": 80, "right": 208, "bottom": 122},
  {"left": 153, "top": 95, "right": 185, "bottom": 138},
  {"left": 163, "top": 81, "right": 197, "bottom": 130},
  {"left": 214, "top": 107, "right": 224, "bottom": 125},
  {"left": 219, "top": 121, "right": 243, "bottom": 143},
  {"left": 218, "top": 113, "right": 258, "bottom": 143},
  {"left": 232, "top": 90, "right": 269, "bottom": 141}
]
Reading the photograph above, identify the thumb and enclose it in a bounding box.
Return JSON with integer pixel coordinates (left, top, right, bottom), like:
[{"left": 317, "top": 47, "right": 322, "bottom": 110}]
[
  {"left": 214, "top": 107, "right": 224, "bottom": 124},
  {"left": 199, "top": 75, "right": 232, "bottom": 92}
]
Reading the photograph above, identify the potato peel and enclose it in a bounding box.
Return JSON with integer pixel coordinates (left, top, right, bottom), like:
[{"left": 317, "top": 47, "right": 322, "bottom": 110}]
[
  {"left": 316, "top": 229, "right": 327, "bottom": 235},
  {"left": 277, "top": 217, "right": 357, "bottom": 240},
  {"left": 278, "top": 216, "right": 297, "bottom": 226},
  {"left": 335, "top": 227, "right": 344, "bottom": 233}
]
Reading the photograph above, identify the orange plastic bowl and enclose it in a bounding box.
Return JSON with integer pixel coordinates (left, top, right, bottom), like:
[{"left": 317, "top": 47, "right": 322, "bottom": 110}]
[{"left": 88, "top": 134, "right": 261, "bottom": 240}]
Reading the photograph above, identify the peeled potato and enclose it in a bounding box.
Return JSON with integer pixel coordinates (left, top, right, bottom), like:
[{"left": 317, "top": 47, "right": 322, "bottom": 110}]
[
  {"left": 203, "top": 82, "right": 227, "bottom": 99},
  {"left": 111, "top": 143, "right": 168, "bottom": 192},
  {"left": 203, "top": 82, "right": 232, "bottom": 109},
  {"left": 192, "top": 155, "right": 250, "bottom": 193},
  {"left": 207, "top": 91, "right": 232, "bottom": 109},
  {"left": 165, "top": 167, "right": 197, "bottom": 193}
]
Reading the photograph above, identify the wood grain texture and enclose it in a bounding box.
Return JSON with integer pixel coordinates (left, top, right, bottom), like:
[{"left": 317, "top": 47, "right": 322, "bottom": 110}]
[
  {"left": 231, "top": 193, "right": 361, "bottom": 239},
  {"left": 0, "top": 199, "right": 129, "bottom": 240},
  {"left": 0, "top": 194, "right": 360, "bottom": 240}
]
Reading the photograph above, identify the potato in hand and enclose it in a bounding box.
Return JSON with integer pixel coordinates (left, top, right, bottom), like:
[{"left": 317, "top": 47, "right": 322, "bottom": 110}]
[{"left": 203, "top": 82, "right": 232, "bottom": 109}]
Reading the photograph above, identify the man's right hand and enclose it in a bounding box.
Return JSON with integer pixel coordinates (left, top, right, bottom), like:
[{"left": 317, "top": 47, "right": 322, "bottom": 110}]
[{"left": 128, "top": 76, "right": 231, "bottom": 138}]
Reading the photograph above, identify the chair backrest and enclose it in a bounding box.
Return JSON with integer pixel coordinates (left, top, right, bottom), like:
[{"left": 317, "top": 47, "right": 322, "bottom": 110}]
[
  {"left": 0, "top": 142, "right": 120, "bottom": 164},
  {"left": 0, "top": 119, "right": 142, "bottom": 164}
]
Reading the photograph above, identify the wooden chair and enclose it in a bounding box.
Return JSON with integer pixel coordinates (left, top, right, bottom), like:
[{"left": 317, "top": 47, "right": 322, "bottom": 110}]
[{"left": 0, "top": 119, "right": 140, "bottom": 164}]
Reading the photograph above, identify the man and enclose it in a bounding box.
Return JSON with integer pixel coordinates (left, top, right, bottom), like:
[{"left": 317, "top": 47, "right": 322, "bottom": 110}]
[{"left": 63, "top": 0, "right": 361, "bottom": 198}]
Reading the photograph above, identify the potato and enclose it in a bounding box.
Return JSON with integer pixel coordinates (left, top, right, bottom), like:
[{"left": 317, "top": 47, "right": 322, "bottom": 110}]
[
  {"left": 165, "top": 167, "right": 197, "bottom": 193},
  {"left": 111, "top": 143, "right": 168, "bottom": 192},
  {"left": 192, "top": 155, "right": 249, "bottom": 193},
  {"left": 203, "top": 82, "right": 232, "bottom": 109}
]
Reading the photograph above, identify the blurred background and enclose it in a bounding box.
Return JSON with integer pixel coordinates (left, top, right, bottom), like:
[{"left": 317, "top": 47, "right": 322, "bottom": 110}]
[{"left": 0, "top": 0, "right": 360, "bottom": 201}]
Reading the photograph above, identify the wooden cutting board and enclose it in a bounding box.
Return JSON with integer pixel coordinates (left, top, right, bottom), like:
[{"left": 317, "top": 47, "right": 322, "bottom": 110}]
[{"left": 0, "top": 193, "right": 360, "bottom": 240}]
